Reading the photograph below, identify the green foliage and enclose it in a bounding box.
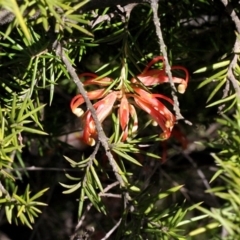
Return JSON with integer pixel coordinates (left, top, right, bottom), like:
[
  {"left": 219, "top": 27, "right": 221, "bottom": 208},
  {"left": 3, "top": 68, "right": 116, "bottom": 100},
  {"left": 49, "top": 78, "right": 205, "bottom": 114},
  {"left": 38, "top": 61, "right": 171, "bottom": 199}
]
[
  {"left": 0, "top": 0, "right": 92, "bottom": 41},
  {"left": 61, "top": 152, "right": 107, "bottom": 217},
  {"left": 116, "top": 186, "right": 192, "bottom": 240},
  {"left": 0, "top": 93, "right": 46, "bottom": 170},
  {"left": 194, "top": 57, "right": 240, "bottom": 111},
  {"left": 0, "top": 184, "right": 48, "bottom": 229},
  {"left": 192, "top": 99, "right": 240, "bottom": 239},
  {"left": 0, "top": 0, "right": 240, "bottom": 239},
  {"left": 0, "top": 88, "right": 48, "bottom": 227},
  {"left": 0, "top": 0, "right": 93, "bottom": 230}
]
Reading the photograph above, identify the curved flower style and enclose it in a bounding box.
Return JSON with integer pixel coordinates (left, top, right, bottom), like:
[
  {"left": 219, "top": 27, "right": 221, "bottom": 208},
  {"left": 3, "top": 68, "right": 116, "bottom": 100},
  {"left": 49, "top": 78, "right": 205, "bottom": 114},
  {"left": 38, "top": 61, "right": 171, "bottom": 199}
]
[
  {"left": 131, "top": 56, "right": 189, "bottom": 94},
  {"left": 132, "top": 88, "right": 175, "bottom": 139},
  {"left": 70, "top": 57, "right": 189, "bottom": 146},
  {"left": 71, "top": 89, "right": 107, "bottom": 117}
]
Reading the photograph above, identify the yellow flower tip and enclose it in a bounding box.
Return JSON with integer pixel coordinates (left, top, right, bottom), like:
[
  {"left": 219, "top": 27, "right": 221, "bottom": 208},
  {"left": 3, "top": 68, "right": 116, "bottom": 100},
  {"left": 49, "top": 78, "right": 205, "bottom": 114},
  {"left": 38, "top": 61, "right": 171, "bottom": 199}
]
[
  {"left": 72, "top": 108, "right": 84, "bottom": 117},
  {"left": 131, "top": 77, "right": 138, "bottom": 84},
  {"left": 165, "top": 120, "right": 173, "bottom": 129},
  {"left": 152, "top": 120, "right": 158, "bottom": 127},
  {"left": 159, "top": 131, "right": 171, "bottom": 140},
  {"left": 177, "top": 84, "right": 186, "bottom": 94},
  {"left": 88, "top": 138, "right": 96, "bottom": 146}
]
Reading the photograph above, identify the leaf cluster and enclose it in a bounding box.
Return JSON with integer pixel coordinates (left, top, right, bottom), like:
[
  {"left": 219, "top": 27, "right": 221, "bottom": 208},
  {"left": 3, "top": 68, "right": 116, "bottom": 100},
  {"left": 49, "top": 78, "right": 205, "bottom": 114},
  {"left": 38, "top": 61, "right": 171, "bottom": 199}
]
[
  {"left": 191, "top": 99, "right": 240, "bottom": 239},
  {"left": 0, "top": 184, "right": 48, "bottom": 229}
]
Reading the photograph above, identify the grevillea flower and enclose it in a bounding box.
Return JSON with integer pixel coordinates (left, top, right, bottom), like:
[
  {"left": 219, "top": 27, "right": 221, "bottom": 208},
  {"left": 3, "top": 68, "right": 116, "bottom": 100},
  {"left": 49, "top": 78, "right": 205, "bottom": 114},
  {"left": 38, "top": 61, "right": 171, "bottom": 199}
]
[
  {"left": 131, "top": 56, "right": 189, "bottom": 94},
  {"left": 71, "top": 73, "right": 138, "bottom": 145},
  {"left": 70, "top": 56, "right": 189, "bottom": 146}
]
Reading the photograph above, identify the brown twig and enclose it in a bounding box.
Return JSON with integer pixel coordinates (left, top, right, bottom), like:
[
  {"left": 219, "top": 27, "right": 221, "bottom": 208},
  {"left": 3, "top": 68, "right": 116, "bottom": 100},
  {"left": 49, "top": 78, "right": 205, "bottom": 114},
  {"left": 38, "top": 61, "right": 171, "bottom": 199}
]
[
  {"left": 181, "top": 150, "right": 220, "bottom": 207},
  {"left": 101, "top": 217, "right": 122, "bottom": 240},
  {"left": 221, "top": 0, "right": 240, "bottom": 33},
  {"left": 150, "top": 0, "right": 189, "bottom": 123},
  {"left": 161, "top": 170, "right": 191, "bottom": 201},
  {"left": 54, "top": 41, "right": 131, "bottom": 239},
  {"left": 54, "top": 41, "right": 126, "bottom": 188},
  {"left": 150, "top": 0, "right": 176, "bottom": 92},
  {"left": 70, "top": 181, "right": 120, "bottom": 240},
  {"left": 90, "top": 4, "right": 138, "bottom": 28},
  {"left": 219, "top": 0, "right": 240, "bottom": 112},
  {"left": 226, "top": 50, "right": 240, "bottom": 97}
]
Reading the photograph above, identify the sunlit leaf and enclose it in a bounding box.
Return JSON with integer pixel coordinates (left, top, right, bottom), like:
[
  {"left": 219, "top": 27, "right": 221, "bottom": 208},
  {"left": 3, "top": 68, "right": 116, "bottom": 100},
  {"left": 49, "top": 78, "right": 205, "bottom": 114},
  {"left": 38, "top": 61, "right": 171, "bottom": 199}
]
[{"left": 62, "top": 182, "right": 81, "bottom": 194}]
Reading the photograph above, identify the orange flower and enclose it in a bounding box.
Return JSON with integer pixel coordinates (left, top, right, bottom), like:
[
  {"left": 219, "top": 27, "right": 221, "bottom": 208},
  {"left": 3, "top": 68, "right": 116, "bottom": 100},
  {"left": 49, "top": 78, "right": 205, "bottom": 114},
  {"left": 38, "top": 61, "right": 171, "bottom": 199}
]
[
  {"left": 70, "top": 56, "right": 189, "bottom": 146},
  {"left": 71, "top": 74, "right": 138, "bottom": 144}
]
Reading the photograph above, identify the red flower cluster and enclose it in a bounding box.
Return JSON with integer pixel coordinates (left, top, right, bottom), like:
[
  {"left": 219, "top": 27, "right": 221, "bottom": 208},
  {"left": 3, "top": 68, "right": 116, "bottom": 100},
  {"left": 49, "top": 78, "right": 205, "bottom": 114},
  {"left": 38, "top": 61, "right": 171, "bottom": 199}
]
[{"left": 70, "top": 56, "right": 189, "bottom": 146}]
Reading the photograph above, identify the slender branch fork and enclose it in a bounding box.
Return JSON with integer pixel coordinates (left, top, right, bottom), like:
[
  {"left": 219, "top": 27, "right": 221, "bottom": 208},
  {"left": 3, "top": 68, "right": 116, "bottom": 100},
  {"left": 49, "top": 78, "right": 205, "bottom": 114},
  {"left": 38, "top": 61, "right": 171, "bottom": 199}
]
[
  {"left": 219, "top": 0, "right": 240, "bottom": 112},
  {"left": 54, "top": 41, "right": 129, "bottom": 239},
  {"left": 70, "top": 182, "right": 120, "bottom": 240},
  {"left": 101, "top": 217, "right": 122, "bottom": 240}
]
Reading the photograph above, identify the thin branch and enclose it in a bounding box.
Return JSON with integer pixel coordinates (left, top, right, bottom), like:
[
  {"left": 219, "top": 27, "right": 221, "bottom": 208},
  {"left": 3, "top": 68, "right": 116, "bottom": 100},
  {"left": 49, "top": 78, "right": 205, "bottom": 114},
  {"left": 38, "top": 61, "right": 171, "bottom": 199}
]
[
  {"left": 227, "top": 43, "right": 240, "bottom": 98},
  {"left": 150, "top": 0, "right": 185, "bottom": 122},
  {"left": 101, "top": 218, "right": 122, "bottom": 240},
  {"left": 54, "top": 41, "right": 126, "bottom": 188},
  {"left": 99, "top": 193, "right": 122, "bottom": 198},
  {"left": 5, "top": 166, "right": 83, "bottom": 172},
  {"left": 218, "top": 79, "right": 230, "bottom": 113},
  {"left": 81, "top": 0, "right": 145, "bottom": 11},
  {"left": 90, "top": 4, "right": 138, "bottom": 28},
  {"left": 151, "top": 0, "right": 176, "bottom": 92},
  {"left": 70, "top": 182, "right": 120, "bottom": 240},
  {"left": 82, "top": 142, "right": 100, "bottom": 185},
  {"left": 181, "top": 150, "right": 220, "bottom": 207},
  {"left": 54, "top": 43, "right": 131, "bottom": 240},
  {"left": 219, "top": 0, "right": 240, "bottom": 112},
  {"left": 221, "top": 0, "right": 240, "bottom": 33},
  {"left": 0, "top": 181, "right": 10, "bottom": 198},
  {"left": 161, "top": 170, "right": 191, "bottom": 201}
]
